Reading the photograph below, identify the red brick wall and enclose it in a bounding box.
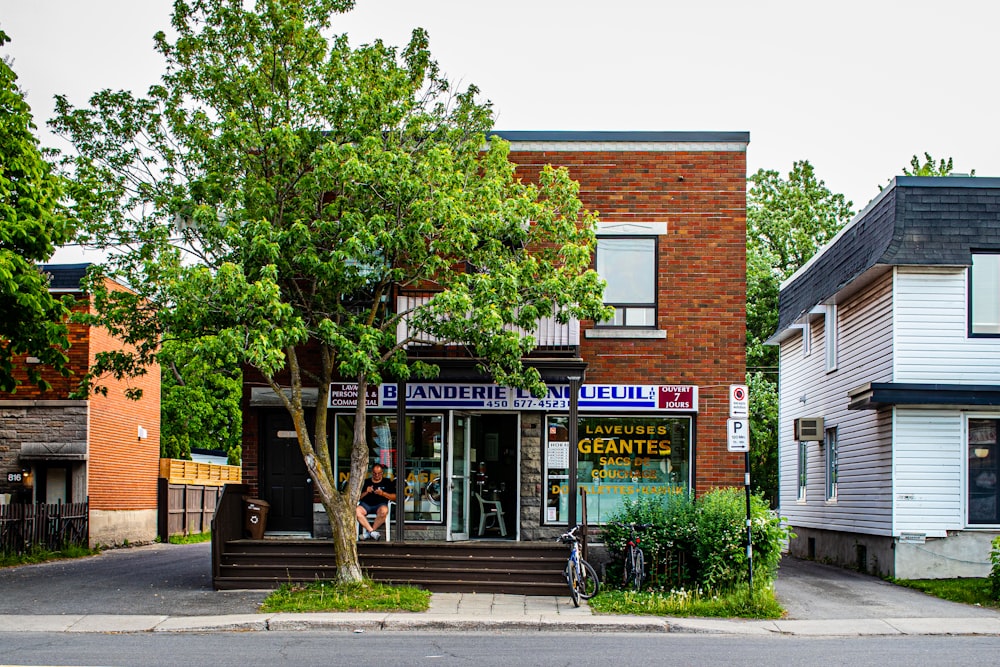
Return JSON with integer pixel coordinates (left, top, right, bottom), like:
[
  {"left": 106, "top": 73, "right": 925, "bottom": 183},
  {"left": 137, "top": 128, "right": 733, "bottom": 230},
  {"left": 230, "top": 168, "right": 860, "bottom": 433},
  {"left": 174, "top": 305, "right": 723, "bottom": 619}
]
[
  {"left": 0, "top": 284, "right": 161, "bottom": 511},
  {"left": 0, "top": 296, "right": 91, "bottom": 400},
  {"left": 507, "top": 148, "right": 747, "bottom": 493},
  {"left": 86, "top": 297, "right": 161, "bottom": 512},
  {"left": 240, "top": 147, "right": 748, "bottom": 496}
]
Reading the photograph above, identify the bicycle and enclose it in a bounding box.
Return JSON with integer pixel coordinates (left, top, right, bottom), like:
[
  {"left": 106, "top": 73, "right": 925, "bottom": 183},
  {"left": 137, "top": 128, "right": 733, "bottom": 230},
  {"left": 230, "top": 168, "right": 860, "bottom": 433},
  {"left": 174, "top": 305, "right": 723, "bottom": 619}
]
[
  {"left": 557, "top": 524, "right": 600, "bottom": 606},
  {"left": 614, "top": 522, "right": 650, "bottom": 591}
]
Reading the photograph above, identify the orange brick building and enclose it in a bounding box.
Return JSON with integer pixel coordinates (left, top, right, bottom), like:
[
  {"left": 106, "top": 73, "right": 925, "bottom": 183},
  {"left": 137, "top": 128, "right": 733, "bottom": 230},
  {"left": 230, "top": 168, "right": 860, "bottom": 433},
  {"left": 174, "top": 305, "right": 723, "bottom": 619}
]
[
  {"left": 241, "top": 131, "right": 747, "bottom": 541},
  {"left": 0, "top": 264, "right": 161, "bottom": 546}
]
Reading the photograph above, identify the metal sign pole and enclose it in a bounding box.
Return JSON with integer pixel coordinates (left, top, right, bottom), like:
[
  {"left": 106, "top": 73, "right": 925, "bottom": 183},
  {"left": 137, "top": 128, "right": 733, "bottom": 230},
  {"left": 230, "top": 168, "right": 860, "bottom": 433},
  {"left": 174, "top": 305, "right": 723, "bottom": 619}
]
[{"left": 745, "top": 450, "right": 753, "bottom": 591}]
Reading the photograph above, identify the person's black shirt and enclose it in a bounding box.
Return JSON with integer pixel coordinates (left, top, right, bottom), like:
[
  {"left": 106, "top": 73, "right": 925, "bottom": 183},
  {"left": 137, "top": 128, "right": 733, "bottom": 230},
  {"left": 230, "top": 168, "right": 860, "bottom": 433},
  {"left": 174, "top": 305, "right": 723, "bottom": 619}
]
[{"left": 360, "top": 476, "right": 394, "bottom": 507}]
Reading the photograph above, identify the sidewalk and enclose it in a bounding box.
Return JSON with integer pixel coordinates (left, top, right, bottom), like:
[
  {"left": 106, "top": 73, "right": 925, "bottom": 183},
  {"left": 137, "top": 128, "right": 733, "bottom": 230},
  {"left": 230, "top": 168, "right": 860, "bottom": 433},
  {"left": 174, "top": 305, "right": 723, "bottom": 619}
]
[{"left": 3, "top": 592, "right": 1000, "bottom": 635}]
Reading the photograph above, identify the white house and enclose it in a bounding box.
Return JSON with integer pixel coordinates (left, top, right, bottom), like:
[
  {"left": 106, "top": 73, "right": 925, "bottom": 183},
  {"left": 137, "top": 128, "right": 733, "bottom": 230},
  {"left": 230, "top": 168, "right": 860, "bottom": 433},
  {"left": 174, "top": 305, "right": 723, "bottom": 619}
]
[{"left": 769, "top": 176, "right": 1000, "bottom": 579}]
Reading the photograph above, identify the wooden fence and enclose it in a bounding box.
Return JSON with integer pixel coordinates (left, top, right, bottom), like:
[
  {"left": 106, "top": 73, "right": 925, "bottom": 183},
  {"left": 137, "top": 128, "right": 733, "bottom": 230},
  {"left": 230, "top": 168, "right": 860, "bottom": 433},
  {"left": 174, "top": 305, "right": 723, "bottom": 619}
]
[
  {"left": 157, "top": 458, "right": 241, "bottom": 540},
  {"left": 0, "top": 501, "right": 89, "bottom": 555}
]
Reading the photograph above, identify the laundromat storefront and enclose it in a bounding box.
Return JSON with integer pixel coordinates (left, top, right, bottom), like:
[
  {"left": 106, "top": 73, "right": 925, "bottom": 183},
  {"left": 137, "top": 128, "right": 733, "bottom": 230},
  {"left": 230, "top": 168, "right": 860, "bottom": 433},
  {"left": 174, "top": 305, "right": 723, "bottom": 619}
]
[{"left": 330, "top": 382, "right": 697, "bottom": 536}]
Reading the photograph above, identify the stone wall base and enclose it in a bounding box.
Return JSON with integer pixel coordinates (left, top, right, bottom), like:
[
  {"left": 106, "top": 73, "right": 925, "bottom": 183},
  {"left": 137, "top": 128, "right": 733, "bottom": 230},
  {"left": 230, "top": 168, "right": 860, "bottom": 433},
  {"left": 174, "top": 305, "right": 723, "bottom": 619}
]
[{"left": 89, "top": 509, "right": 157, "bottom": 548}]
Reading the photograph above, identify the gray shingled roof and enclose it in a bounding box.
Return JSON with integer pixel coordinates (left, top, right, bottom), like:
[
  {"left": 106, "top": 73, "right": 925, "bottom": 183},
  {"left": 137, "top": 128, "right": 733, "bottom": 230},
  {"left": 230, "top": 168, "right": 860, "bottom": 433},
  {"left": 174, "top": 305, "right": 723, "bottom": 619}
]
[{"left": 775, "top": 176, "right": 1000, "bottom": 335}]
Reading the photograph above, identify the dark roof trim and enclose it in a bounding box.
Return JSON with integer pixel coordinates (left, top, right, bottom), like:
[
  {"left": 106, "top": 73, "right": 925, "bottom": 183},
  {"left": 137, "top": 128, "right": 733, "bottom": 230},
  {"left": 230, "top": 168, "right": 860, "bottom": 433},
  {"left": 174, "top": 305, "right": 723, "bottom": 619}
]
[
  {"left": 894, "top": 176, "right": 1000, "bottom": 189},
  {"left": 39, "top": 263, "right": 92, "bottom": 291},
  {"left": 849, "top": 382, "right": 1000, "bottom": 410},
  {"left": 489, "top": 130, "right": 749, "bottom": 144}
]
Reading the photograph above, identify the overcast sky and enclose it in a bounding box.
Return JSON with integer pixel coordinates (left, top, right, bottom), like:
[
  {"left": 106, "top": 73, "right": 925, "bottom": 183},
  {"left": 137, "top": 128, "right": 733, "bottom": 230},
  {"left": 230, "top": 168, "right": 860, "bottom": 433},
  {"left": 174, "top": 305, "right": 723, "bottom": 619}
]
[{"left": 4, "top": 0, "right": 998, "bottom": 231}]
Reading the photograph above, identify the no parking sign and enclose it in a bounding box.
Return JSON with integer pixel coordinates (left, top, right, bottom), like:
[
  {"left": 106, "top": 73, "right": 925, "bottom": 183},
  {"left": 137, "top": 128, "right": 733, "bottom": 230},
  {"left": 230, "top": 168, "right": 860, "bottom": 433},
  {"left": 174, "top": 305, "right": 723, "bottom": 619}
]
[{"left": 729, "top": 384, "right": 749, "bottom": 418}]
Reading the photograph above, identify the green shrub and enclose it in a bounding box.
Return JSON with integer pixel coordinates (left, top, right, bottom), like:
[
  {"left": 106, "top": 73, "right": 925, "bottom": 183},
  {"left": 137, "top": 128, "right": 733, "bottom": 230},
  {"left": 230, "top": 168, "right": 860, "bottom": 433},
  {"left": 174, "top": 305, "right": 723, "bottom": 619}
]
[
  {"left": 601, "top": 487, "right": 789, "bottom": 593},
  {"left": 990, "top": 536, "right": 1000, "bottom": 600}
]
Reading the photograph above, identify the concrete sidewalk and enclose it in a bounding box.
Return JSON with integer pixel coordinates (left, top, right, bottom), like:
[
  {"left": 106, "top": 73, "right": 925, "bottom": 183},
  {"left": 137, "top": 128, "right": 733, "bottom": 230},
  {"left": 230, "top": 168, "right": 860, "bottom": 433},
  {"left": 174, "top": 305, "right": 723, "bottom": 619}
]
[{"left": 3, "top": 592, "right": 1000, "bottom": 636}]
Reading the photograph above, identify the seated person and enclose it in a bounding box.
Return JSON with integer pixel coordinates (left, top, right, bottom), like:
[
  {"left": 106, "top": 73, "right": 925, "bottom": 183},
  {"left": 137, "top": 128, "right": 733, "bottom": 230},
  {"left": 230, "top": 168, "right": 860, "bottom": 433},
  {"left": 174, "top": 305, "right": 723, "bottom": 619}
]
[{"left": 355, "top": 463, "right": 396, "bottom": 540}]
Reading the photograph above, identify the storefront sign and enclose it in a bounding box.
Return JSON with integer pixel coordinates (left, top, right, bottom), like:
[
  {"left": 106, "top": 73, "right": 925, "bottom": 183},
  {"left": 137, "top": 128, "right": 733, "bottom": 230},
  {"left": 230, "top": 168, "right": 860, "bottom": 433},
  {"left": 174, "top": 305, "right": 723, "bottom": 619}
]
[
  {"left": 329, "top": 383, "right": 380, "bottom": 407},
  {"left": 342, "top": 383, "right": 699, "bottom": 412}
]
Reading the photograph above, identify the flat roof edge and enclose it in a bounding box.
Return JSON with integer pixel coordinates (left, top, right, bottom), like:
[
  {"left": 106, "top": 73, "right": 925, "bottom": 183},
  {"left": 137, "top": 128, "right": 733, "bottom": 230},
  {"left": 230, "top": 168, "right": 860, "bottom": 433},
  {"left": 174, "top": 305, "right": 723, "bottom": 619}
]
[{"left": 489, "top": 130, "right": 749, "bottom": 144}]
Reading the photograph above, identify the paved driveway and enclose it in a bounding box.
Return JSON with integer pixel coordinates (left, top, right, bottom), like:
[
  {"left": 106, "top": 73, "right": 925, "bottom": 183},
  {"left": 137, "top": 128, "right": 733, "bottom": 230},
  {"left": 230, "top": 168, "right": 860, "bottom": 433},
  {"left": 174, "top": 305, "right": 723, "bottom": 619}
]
[{"left": 775, "top": 556, "right": 1000, "bottom": 619}]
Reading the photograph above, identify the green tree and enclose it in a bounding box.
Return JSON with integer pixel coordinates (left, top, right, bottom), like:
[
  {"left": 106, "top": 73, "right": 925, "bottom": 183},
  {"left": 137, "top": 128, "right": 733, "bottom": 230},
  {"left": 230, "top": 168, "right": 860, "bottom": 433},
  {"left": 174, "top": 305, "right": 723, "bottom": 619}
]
[
  {"left": 52, "top": 0, "right": 609, "bottom": 581},
  {"left": 902, "top": 152, "right": 974, "bottom": 177},
  {"left": 160, "top": 339, "right": 242, "bottom": 465},
  {"left": 0, "top": 30, "right": 74, "bottom": 392},
  {"left": 746, "top": 161, "right": 853, "bottom": 501}
]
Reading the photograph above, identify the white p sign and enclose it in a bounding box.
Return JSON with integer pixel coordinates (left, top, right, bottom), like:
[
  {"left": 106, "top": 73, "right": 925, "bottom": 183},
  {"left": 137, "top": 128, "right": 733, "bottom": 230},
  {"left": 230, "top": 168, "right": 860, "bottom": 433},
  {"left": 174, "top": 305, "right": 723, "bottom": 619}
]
[{"left": 727, "top": 418, "right": 750, "bottom": 452}]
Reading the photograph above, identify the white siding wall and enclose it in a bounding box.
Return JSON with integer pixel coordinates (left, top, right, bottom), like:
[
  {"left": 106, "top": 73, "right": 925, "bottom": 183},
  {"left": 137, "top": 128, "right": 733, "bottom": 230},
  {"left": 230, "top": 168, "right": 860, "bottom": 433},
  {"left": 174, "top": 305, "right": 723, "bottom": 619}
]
[
  {"left": 893, "top": 409, "right": 963, "bottom": 536},
  {"left": 895, "top": 267, "right": 1000, "bottom": 382},
  {"left": 779, "top": 271, "right": 895, "bottom": 535}
]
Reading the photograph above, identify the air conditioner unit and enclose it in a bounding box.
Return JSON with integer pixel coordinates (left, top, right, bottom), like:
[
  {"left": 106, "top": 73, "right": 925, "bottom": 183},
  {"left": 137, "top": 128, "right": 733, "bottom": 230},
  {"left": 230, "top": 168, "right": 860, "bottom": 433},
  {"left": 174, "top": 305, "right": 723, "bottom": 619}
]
[{"left": 795, "top": 417, "right": 824, "bottom": 441}]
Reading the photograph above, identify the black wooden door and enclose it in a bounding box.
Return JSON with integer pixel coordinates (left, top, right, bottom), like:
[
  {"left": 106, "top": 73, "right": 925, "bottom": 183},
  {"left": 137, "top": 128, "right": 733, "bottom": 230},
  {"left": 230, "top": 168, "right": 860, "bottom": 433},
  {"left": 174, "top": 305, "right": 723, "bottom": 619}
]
[{"left": 261, "top": 411, "right": 312, "bottom": 533}]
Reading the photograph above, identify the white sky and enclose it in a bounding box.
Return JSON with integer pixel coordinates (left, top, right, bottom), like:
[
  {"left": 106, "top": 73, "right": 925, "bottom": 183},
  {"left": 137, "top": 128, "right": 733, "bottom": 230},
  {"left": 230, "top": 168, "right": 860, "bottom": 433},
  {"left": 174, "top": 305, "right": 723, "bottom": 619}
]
[{"left": 4, "top": 0, "right": 998, "bottom": 236}]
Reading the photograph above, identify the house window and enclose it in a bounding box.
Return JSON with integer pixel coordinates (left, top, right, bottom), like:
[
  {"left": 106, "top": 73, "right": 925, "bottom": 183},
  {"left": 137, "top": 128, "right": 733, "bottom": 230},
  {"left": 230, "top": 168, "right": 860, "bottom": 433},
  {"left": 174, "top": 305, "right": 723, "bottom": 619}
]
[
  {"left": 825, "top": 304, "right": 838, "bottom": 371},
  {"left": 825, "top": 426, "right": 838, "bottom": 501},
  {"left": 970, "top": 253, "right": 1000, "bottom": 335},
  {"left": 968, "top": 419, "right": 1000, "bottom": 524},
  {"left": 798, "top": 440, "right": 808, "bottom": 501},
  {"left": 595, "top": 236, "right": 656, "bottom": 327}
]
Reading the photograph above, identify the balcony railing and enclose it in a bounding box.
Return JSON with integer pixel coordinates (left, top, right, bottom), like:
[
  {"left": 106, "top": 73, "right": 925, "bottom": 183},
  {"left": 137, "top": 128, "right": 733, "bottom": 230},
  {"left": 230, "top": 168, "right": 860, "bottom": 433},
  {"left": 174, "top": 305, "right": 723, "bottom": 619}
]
[{"left": 395, "top": 294, "right": 580, "bottom": 351}]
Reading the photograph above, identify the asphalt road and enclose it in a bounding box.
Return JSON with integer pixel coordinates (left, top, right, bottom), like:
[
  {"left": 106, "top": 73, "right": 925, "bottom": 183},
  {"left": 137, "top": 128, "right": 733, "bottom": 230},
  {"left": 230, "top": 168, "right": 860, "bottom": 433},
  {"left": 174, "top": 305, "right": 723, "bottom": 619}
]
[{"left": 0, "top": 541, "right": 266, "bottom": 616}]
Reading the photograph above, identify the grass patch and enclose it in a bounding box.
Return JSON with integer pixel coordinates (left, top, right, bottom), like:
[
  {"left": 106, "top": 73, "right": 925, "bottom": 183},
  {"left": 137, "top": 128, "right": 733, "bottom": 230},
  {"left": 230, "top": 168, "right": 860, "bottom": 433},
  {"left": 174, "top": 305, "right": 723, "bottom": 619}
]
[
  {"left": 892, "top": 577, "right": 1000, "bottom": 608},
  {"left": 589, "top": 585, "right": 784, "bottom": 619},
  {"left": 168, "top": 532, "right": 211, "bottom": 544},
  {"left": 0, "top": 544, "right": 100, "bottom": 568},
  {"left": 260, "top": 579, "right": 431, "bottom": 613}
]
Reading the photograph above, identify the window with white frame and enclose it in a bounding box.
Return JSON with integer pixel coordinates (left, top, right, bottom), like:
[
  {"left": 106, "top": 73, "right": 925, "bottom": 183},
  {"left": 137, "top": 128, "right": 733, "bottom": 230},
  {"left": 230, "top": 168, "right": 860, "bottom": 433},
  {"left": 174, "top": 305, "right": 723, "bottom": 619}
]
[
  {"left": 970, "top": 253, "right": 1000, "bottom": 335},
  {"left": 595, "top": 236, "right": 656, "bottom": 327},
  {"left": 797, "top": 440, "right": 808, "bottom": 501},
  {"left": 825, "top": 304, "right": 838, "bottom": 371},
  {"left": 825, "top": 426, "right": 838, "bottom": 501},
  {"left": 968, "top": 418, "right": 1000, "bottom": 524}
]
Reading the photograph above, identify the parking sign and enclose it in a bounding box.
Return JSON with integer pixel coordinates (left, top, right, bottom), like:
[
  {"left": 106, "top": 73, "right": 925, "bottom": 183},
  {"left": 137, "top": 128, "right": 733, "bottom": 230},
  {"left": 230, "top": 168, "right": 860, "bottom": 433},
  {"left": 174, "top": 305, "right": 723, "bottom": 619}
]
[{"left": 727, "top": 418, "right": 750, "bottom": 452}]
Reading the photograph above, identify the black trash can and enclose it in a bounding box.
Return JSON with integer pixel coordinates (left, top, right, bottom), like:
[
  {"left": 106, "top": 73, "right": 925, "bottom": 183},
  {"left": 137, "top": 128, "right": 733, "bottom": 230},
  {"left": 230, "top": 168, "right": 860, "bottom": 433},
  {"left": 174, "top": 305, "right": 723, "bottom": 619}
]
[{"left": 243, "top": 496, "right": 270, "bottom": 539}]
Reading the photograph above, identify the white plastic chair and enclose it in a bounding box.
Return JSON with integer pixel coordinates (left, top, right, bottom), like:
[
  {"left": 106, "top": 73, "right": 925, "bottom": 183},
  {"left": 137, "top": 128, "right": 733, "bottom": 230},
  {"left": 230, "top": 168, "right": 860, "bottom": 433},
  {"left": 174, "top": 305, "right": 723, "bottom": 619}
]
[
  {"left": 475, "top": 493, "right": 507, "bottom": 537},
  {"left": 357, "top": 501, "right": 393, "bottom": 541}
]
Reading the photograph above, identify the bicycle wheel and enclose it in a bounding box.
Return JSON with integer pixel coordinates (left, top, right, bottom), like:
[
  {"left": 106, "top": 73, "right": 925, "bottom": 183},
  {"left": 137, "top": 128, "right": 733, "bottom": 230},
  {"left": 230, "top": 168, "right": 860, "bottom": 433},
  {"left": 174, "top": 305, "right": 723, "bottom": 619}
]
[
  {"left": 566, "top": 560, "right": 580, "bottom": 607},
  {"left": 578, "top": 559, "right": 600, "bottom": 599},
  {"left": 622, "top": 546, "right": 635, "bottom": 588},
  {"left": 631, "top": 548, "right": 645, "bottom": 591}
]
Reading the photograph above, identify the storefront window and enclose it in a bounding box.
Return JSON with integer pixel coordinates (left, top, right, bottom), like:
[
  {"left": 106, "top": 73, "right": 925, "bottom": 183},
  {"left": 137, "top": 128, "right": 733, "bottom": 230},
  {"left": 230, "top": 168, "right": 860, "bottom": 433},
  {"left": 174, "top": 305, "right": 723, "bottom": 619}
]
[
  {"left": 336, "top": 413, "right": 443, "bottom": 522},
  {"left": 544, "top": 415, "right": 691, "bottom": 525}
]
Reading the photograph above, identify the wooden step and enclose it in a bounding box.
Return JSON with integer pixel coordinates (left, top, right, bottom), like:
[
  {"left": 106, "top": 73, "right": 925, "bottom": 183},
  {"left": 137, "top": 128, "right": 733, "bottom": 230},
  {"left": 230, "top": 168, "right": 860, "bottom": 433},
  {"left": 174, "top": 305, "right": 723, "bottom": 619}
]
[{"left": 214, "top": 538, "right": 574, "bottom": 594}]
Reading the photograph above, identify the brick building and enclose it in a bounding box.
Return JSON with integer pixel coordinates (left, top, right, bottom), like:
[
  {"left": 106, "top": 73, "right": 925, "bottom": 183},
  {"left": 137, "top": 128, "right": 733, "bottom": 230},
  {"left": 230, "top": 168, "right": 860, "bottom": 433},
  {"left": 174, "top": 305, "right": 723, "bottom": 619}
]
[
  {"left": 241, "top": 131, "right": 748, "bottom": 541},
  {"left": 0, "top": 264, "right": 161, "bottom": 546}
]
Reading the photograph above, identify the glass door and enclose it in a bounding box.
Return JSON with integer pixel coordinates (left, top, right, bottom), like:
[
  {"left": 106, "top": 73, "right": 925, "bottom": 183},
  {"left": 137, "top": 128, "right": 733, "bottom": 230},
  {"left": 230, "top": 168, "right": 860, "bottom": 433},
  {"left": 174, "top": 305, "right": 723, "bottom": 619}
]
[{"left": 447, "top": 412, "right": 472, "bottom": 540}]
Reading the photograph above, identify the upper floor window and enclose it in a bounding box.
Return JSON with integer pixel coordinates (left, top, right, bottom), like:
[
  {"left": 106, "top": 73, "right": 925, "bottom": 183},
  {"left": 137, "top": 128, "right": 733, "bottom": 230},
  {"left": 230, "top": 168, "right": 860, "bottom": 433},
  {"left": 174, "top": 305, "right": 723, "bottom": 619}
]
[
  {"left": 595, "top": 236, "right": 656, "bottom": 327},
  {"left": 970, "top": 253, "right": 1000, "bottom": 335},
  {"left": 825, "top": 304, "right": 838, "bottom": 371}
]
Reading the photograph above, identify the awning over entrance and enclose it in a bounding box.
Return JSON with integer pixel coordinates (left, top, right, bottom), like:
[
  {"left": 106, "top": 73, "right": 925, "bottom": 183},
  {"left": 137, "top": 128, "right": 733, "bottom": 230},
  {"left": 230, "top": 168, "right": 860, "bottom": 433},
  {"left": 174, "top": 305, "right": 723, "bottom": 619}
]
[
  {"left": 849, "top": 382, "right": 1000, "bottom": 410},
  {"left": 19, "top": 441, "right": 88, "bottom": 461}
]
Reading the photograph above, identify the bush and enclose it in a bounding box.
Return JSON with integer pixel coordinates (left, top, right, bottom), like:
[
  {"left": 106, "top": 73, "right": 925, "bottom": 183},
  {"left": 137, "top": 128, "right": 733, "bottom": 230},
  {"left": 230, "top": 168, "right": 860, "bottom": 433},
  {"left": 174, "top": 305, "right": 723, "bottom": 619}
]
[
  {"left": 601, "top": 487, "right": 789, "bottom": 593},
  {"left": 990, "top": 535, "right": 1000, "bottom": 600}
]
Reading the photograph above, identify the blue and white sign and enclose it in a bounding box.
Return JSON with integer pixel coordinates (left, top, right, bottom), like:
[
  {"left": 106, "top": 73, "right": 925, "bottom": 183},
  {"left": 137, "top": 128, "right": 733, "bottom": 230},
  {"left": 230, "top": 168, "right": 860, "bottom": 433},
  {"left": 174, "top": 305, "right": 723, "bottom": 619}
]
[{"left": 332, "top": 382, "right": 698, "bottom": 412}]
